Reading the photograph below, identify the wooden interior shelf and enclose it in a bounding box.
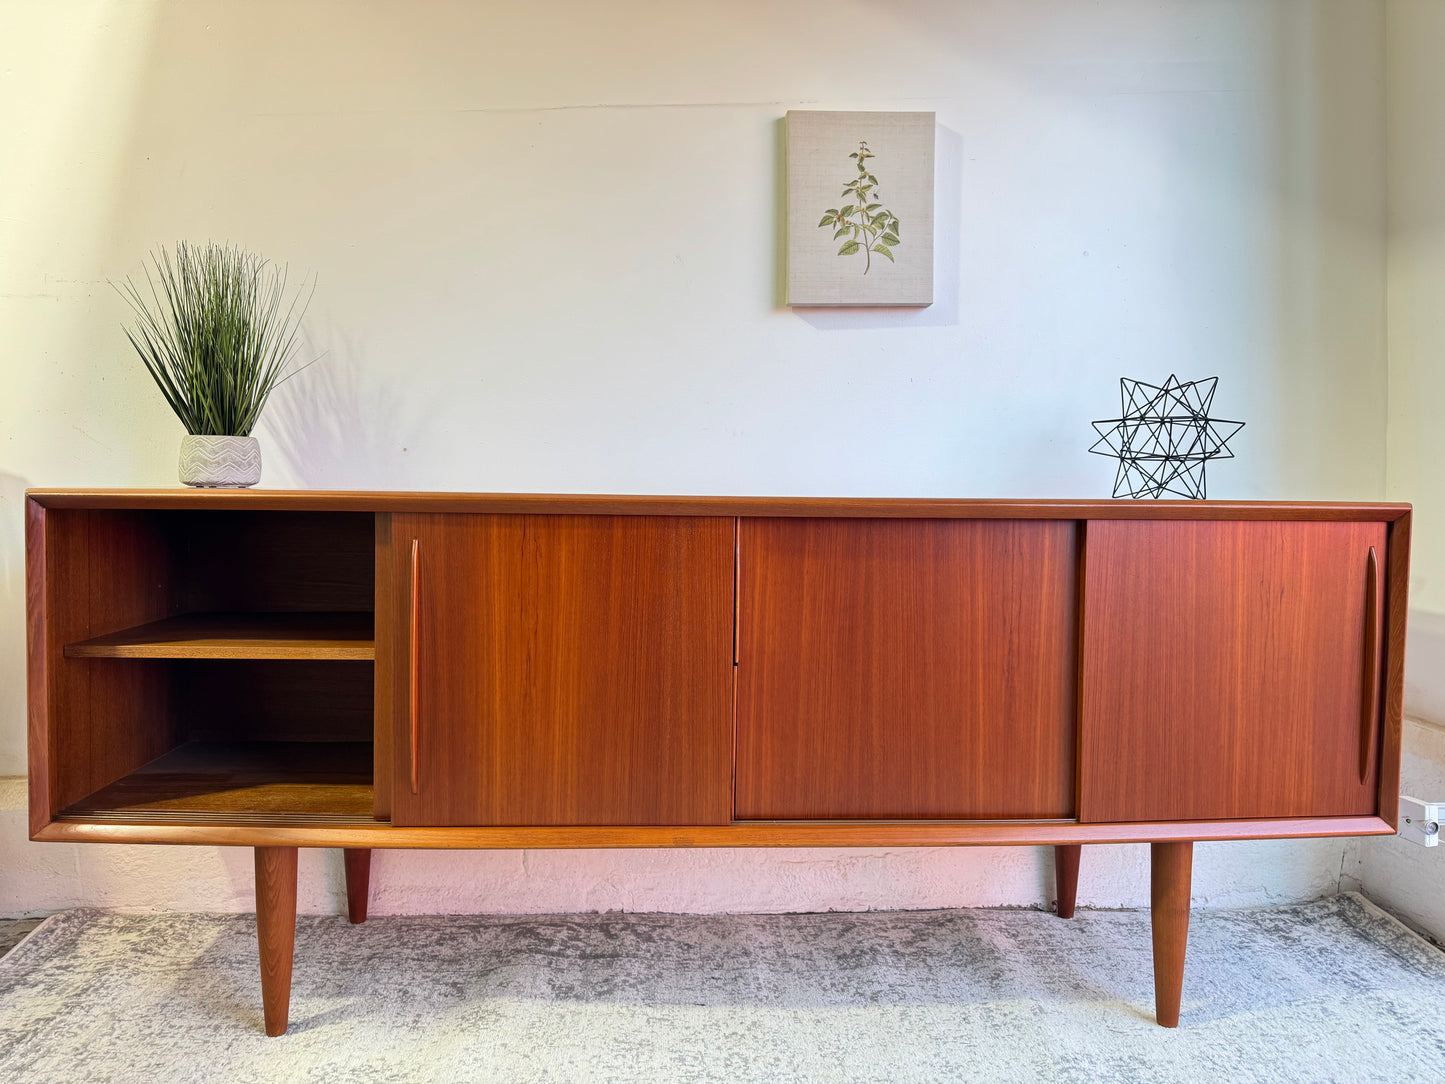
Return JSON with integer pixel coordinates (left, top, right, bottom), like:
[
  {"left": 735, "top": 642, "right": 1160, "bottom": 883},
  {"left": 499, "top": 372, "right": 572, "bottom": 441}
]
[
  {"left": 64, "top": 612, "right": 375, "bottom": 661},
  {"left": 59, "top": 741, "right": 376, "bottom": 825}
]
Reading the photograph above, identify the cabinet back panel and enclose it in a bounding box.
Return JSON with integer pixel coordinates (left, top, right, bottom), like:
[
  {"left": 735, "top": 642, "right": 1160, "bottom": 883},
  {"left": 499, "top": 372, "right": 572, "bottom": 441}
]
[
  {"left": 176, "top": 661, "right": 375, "bottom": 744},
  {"left": 165, "top": 511, "right": 375, "bottom": 613},
  {"left": 735, "top": 518, "right": 1079, "bottom": 819},
  {"left": 1079, "top": 520, "right": 1386, "bottom": 822}
]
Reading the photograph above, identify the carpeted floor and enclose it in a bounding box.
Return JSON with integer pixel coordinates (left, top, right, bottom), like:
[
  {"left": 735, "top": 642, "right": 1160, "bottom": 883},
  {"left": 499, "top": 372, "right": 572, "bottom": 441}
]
[{"left": 1, "top": 893, "right": 1442, "bottom": 1083}]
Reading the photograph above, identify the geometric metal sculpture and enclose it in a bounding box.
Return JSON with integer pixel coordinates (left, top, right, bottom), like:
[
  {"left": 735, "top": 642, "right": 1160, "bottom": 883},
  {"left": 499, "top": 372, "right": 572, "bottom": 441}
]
[{"left": 1089, "top": 375, "right": 1245, "bottom": 499}]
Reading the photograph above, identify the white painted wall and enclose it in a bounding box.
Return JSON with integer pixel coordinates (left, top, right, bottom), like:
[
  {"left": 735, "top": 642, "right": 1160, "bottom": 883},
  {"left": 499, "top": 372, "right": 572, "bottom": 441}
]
[
  {"left": 1385, "top": 0, "right": 1445, "bottom": 619},
  {"left": 0, "top": 0, "right": 1390, "bottom": 917},
  {"left": 1355, "top": 0, "right": 1445, "bottom": 940}
]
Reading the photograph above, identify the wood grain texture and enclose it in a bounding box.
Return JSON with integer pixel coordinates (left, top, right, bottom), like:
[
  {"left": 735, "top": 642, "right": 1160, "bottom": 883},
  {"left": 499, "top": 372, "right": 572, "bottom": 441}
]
[
  {"left": 61, "top": 741, "right": 373, "bottom": 821},
  {"left": 1360, "top": 547, "right": 1381, "bottom": 782},
  {"left": 174, "top": 661, "right": 374, "bottom": 744},
  {"left": 1071, "top": 521, "right": 1089, "bottom": 825},
  {"left": 168, "top": 511, "right": 374, "bottom": 613},
  {"left": 343, "top": 849, "right": 371, "bottom": 923},
  {"left": 389, "top": 514, "right": 735, "bottom": 827},
  {"left": 26, "top": 488, "right": 1412, "bottom": 521},
  {"left": 25, "top": 499, "right": 54, "bottom": 836},
  {"left": 30, "top": 492, "right": 1411, "bottom": 858},
  {"left": 1150, "top": 841, "right": 1193, "bottom": 1028},
  {"left": 1079, "top": 520, "right": 1388, "bottom": 823},
  {"left": 736, "top": 518, "right": 1077, "bottom": 819},
  {"left": 1378, "top": 512, "right": 1411, "bottom": 829},
  {"left": 42, "top": 509, "right": 99, "bottom": 819},
  {"left": 37, "top": 815, "right": 1395, "bottom": 849},
  {"left": 28, "top": 504, "right": 380, "bottom": 832},
  {"left": 64, "top": 612, "right": 374, "bottom": 660},
  {"left": 1054, "top": 844, "right": 1081, "bottom": 919},
  {"left": 373, "top": 514, "right": 397, "bottom": 821},
  {"left": 52, "top": 511, "right": 177, "bottom": 817},
  {"left": 86, "top": 510, "right": 176, "bottom": 637},
  {"left": 408, "top": 538, "right": 419, "bottom": 796},
  {"left": 254, "top": 846, "right": 298, "bottom": 1037}
]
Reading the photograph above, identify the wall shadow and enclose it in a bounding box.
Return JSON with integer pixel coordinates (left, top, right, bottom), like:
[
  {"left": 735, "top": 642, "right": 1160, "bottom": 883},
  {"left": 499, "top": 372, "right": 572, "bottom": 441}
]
[{"left": 259, "top": 322, "right": 432, "bottom": 491}]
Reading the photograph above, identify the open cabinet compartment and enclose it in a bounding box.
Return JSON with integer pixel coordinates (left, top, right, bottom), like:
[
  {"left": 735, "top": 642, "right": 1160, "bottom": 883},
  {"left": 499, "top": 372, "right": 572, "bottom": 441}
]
[{"left": 36, "top": 507, "right": 380, "bottom": 825}]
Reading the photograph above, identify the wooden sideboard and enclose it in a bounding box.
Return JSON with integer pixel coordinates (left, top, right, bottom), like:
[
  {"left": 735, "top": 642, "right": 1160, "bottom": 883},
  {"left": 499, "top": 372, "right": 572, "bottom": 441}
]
[{"left": 25, "top": 490, "right": 1411, "bottom": 1036}]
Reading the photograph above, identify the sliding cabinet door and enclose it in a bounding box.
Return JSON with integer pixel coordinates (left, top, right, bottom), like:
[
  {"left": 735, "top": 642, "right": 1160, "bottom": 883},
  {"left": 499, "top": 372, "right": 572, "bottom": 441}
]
[
  {"left": 735, "top": 518, "right": 1079, "bottom": 819},
  {"left": 383, "top": 513, "right": 734, "bottom": 826},
  {"left": 1079, "top": 520, "right": 1387, "bottom": 822}
]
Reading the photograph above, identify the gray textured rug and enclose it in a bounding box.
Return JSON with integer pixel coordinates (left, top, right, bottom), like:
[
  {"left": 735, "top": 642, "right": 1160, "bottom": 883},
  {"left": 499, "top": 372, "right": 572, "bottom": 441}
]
[
  {"left": 1, "top": 894, "right": 1442, "bottom": 1083},
  {"left": 0, "top": 920, "right": 39, "bottom": 960}
]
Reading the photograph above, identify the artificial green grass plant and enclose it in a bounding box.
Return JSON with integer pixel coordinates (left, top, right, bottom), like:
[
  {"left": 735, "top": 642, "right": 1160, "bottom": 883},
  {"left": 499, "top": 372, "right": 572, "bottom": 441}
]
[{"left": 117, "top": 242, "right": 314, "bottom": 436}]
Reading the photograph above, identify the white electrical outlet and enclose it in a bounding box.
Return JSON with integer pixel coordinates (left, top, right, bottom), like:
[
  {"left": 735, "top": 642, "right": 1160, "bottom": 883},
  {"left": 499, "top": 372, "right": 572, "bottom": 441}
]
[{"left": 1399, "top": 796, "right": 1443, "bottom": 847}]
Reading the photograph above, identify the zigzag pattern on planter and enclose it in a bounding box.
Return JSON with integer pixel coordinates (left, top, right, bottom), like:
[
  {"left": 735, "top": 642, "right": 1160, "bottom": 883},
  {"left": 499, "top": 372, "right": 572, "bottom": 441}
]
[{"left": 178, "top": 435, "right": 262, "bottom": 488}]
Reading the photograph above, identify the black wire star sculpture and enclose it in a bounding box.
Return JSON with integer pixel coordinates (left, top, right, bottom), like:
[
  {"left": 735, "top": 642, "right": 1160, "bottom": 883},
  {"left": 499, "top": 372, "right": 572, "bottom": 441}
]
[{"left": 1089, "top": 375, "right": 1244, "bottom": 499}]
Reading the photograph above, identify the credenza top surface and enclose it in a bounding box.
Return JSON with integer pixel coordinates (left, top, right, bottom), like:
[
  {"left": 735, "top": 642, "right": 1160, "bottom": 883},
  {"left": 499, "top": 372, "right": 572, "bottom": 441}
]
[{"left": 25, "top": 489, "right": 1412, "bottom": 521}]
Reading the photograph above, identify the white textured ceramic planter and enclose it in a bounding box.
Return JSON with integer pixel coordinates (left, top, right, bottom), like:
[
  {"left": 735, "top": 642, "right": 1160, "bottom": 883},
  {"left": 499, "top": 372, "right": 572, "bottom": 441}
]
[{"left": 178, "top": 435, "right": 262, "bottom": 488}]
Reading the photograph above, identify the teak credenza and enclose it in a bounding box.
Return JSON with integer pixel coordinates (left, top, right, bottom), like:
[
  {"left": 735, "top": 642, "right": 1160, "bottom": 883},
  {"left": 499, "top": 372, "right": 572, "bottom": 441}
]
[{"left": 25, "top": 490, "right": 1410, "bottom": 1035}]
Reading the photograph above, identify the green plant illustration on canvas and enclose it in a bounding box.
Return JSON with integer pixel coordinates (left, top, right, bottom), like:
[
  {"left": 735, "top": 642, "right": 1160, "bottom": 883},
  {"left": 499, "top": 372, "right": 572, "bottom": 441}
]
[{"left": 817, "top": 141, "right": 902, "bottom": 274}]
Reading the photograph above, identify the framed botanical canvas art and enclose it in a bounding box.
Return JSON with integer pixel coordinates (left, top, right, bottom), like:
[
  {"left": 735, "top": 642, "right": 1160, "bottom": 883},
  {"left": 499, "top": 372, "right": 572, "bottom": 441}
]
[{"left": 786, "top": 110, "right": 935, "bottom": 307}]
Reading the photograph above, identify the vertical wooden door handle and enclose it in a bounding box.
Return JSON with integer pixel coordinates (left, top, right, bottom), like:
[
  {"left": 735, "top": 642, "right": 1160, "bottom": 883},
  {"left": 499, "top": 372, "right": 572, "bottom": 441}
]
[
  {"left": 1359, "top": 545, "right": 1380, "bottom": 784},
  {"left": 410, "top": 538, "right": 420, "bottom": 796}
]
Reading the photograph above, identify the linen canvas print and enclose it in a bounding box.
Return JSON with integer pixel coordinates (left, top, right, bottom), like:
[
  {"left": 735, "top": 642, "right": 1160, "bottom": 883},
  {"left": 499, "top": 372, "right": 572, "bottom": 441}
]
[{"left": 786, "top": 110, "right": 934, "bottom": 307}]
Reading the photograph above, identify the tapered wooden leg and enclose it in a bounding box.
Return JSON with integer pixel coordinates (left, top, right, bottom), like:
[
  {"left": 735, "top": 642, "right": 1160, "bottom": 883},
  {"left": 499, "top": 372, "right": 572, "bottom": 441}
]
[
  {"left": 255, "top": 846, "right": 298, "bottom": 1037},
  {"left": 343, "top": 848, "right": 371, "bottom": 924},
  {"left": 1150, "top": 840, "right": 1193, "bottom": 1028},
  {"left": 1054, "top": 844, "right": 1081, "bottom": 919}
]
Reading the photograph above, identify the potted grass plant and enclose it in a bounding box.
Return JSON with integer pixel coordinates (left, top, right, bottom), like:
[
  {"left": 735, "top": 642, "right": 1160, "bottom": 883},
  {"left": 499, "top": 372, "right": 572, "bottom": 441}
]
[{"left": 117, "top": 241, "right": 315, "bottom": 488}]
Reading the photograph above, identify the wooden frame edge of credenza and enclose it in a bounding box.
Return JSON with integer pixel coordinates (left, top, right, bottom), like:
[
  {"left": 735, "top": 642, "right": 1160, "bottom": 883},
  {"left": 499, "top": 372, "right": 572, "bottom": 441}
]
[
  {"left": 24, "top": 497, "right": 54, "bottom": 840},
  {"left": 34, "top": 815, "right": 1395, "bottom": 849},
  {"left": 24, "top": 488, "right": 1414, "bottom": 521},
  {"left": 1377, "top": 510, "right": 1411, "bottom": 830}
]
